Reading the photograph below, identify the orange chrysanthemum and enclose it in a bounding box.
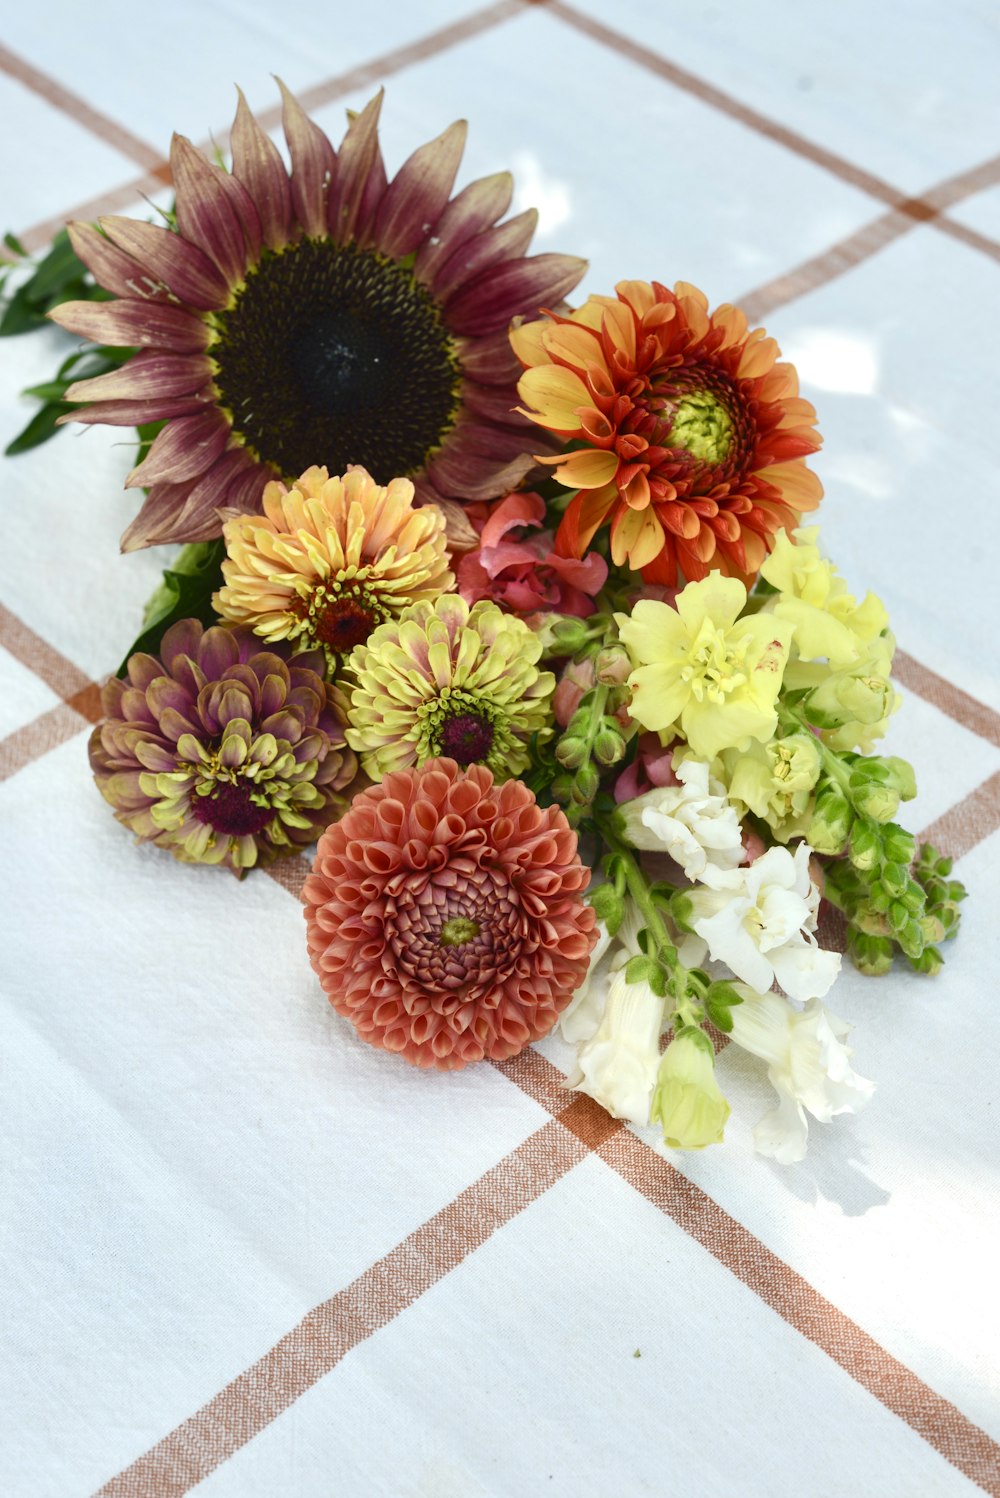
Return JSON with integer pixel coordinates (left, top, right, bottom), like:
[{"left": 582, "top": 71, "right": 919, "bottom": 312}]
[{"left": 512, "top": 279, "right": 822, "bottom": 585}]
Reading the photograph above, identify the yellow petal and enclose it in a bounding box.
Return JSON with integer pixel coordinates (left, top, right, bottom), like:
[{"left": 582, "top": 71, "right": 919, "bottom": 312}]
[
  {"left": 516, "top": 364, "right": 590, "bottom": 431},
  {"left": 549, "top": 447, "right": 619, "bottom": 489}
]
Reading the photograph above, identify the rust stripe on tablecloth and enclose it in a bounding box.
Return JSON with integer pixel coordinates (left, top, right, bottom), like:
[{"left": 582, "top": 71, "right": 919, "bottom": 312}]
[
  {"left": 0, "top": 603, "right": 97, "bottom": 705},
  {"left": 94, "top": 1111, "right": 591, "bottom": 1497},
  {"left": 11, "top": 0, "right": 527, "bottom": 253},
  {"left": 263, "top": 853, "right": 312, "bottom": 899},
  {"left": 0, "top": 701, "right": 92, "bottom": 782},
  {"left": 740, "top": 208, "right": 914, "bottom": 321},
  {"left": 544, "top": 3, "right": 927, "bottom": 212},
  {"left": 601, "top": 1127, "right": 1000, "bottom": 1498},
  {"left": 894, "top": 651, "right": 1000, "bottom": 751},
  {"left": 0, "top": 43, "right": 168, "bottom": 179},
  {"left": 919, "top": 770, "right": 1000, "bottom": 864}
]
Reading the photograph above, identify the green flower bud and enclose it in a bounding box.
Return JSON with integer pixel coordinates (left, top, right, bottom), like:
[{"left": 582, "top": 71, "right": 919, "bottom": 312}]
[
  {"left": 593, "top": 721, "right": 627, "bottom": 767},
  {"left": 888, "top": 900, "right": 910, "bottom": 935},
  {"left": 850, "top": 780, "right": 900, "bottom": 823},
  {"left": 868, "top": 883, "right": 892, "bottom": 913},
  {"left": 807, "top": 786, "right": 853, "bottom": 855},
  {"left": 881, "top": 755, "right": 917, "bottom": 801},
  {"left": 550, "top": 773, "right": 575, "bottom": 805},
  {"left": 854, "top": 905, "right": 891, "bottom": 937},
  {"left": 879, "top": 861, "right": 909, "bottom": 897},
  {"left": 594, "top": 643, "right": 632, "bottom": 686},
  {"left": 910, "top": 944, "right": 944, "bottom": 976},
  {"left": 545, "top": 615, "right": 594, "bottom": 656},
  {"left": 849, "top": 819, "right": 881, "bottom": 871},
  {"left": 848, "top": 929, "right": 895, "bottom": 976},
  {"left": 571, "top": 764, "right": 601, "bottom": 805},
  {"left": 884, "top": 827, "right": 916, "bottom": 865},
  {"left": 555, "top": 734, "right": 589, "bottom": 771},
  {"left": 805, "top": 672, "right": 894, "bottom": 730}
]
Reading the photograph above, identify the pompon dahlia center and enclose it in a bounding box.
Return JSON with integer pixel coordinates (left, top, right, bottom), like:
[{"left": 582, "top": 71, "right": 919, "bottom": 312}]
[{"left": 212, "top": 241, "right": 460, "bottom": 482}]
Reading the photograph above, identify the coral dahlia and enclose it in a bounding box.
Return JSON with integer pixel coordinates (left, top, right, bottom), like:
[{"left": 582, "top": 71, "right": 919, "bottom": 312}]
[
  {"left": 213, "top": 464, "right": 453, "bottom": 668},
  {"left": 512, "top": 279, "right": 822, "bottom": 584},
  {"left": 303, "top": 758, "right": 597, "bottom": 1069},
  {"left": 89, "top": 620, "right": 356, "bottom": 869},
  {"left": 51, "top": 84, "right": 586, "bottom": 551},
  {"left": 346, "top": 595, "right": 554, "bottom": 780}
]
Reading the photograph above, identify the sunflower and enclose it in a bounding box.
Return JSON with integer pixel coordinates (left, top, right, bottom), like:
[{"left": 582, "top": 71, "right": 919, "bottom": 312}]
[
  {"left": 51, "top": 84, "right": 586, "bottom": 552},
  {"left": 512, "top": 279, "right": 822, "bottom": 585}
]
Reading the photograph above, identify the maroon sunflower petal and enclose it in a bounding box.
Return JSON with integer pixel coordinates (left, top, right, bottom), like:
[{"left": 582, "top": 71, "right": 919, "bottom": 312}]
[
  {"left": 171, "top": 133, "right": 253, "bottom": 284},
  {"left": 125, "top": 410, "right": 231, "bottom": 488},
  {"left": 373, "top": 119, "right": 467, "bottom": 258},
  {"left": 452, "top": 329, "right": 521, "bottom": 384},
  {"left": 64, "top": 350, "right": 213, "bottom": 404},
  {"left": 445, "top": 253, "right": 588, "bottom": 337},
  {"left": 426, "top": 422, "right": 538, "bottom": 500},
  {"left": 55, "top": 390, "right": 215, "bottom": 427},
  {"left": 121, "top": 448, "right": 254, "bottom": 551},
  {"left": 414, "top": 171, "right": 513, "bottom": 286},
  {"left": 432, "top": 209, "right": 538, "bottom": 302},
  {"left": 278, "top": 77, "right": 337, "bottom": 238},
  {"left": 67, "top": 222, "right": 170, "bottom": 302},
  {"left": 327, "top": 90, "right": 383, "bottom": 244},
  {"left": 48, "top": 298, "right": 210, "bottom": 353},
  {"left": 99, "top": 216, "right": 232, "bottom": 310},
  {"left": 230, "top": 86, "right": 293, "bottom": 251}
]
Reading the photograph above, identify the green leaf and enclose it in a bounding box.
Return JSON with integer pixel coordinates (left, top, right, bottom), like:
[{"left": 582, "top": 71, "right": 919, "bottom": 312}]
[
  {"left": 4, "top": 401, "right": 72, "bottom": 455},
  {"left": 703, "top": 980, "right": 744, "bottom": 1033},
  {"left": 0, "top": 284, "right": 49, "bottom": 336},
  {"left": 624, "top": 954, "right": 659, "bottom": 988},
  {"left": 118, "top": 540, "right": 226, "bottom": 675},
  {"left": 4, "top": 231, "right": 27, "bottom": 256}
]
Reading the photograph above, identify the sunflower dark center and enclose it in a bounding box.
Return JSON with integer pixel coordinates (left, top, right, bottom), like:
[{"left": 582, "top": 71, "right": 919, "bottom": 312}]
[
  {"left": 439, "top": 712, "right": 495, "bottom": 765},
  {"left": 192, "top": 780, "right": 273, "bottom": 837},
  {"left": 213, "top": 239, "right": 460, "bottom": 483}
]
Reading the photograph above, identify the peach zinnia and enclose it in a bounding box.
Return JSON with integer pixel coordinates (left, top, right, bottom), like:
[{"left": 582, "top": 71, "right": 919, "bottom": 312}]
[
  {"left": 303, "top": 758, "right": 597, "bottom": 1069},
  {"left": 512, "top": 279, "right": 822, "bottom": 585},
  {"left": 213, "top": 464, "right": 453, "bottom": 668}
]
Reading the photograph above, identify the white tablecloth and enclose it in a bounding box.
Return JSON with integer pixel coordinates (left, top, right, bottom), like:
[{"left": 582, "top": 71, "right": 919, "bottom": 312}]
[{"left": 2, "top": 3, "right": 999, "bottom": 1494}]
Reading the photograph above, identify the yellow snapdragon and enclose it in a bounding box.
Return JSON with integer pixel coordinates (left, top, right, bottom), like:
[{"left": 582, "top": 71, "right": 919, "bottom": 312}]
[
  {"left": 616, "top": 575, "right": 793, "bottom": 761},
  {"left": 760, "top": 526, "right": 887, "bottom": 668}
]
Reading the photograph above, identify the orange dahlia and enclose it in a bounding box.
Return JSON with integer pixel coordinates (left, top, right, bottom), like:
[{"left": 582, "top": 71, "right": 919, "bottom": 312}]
[
  {"left": 303, "top": 758, "right": 597, "bottom": 1069},
  {"left": 512, "top": 279, "right": 822, "bottom": 584},
  {"left": 50, "top": 85, "right": 585, "bottom": 552}
]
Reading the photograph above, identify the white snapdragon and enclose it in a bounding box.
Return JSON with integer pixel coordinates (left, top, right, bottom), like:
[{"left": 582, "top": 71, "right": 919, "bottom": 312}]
[
  {"left": 686, "top": 842, "right": 840, "bottom": 1003},
  {"left": 564, "top": 967, "right": 665, "bottom": 1123},
  {"left": 558, "top": 919, "right": 614, "bottom": 1043},
  {"left": 617, "top": 757, "right": 745, "bottom": 880},
  {"left": 728, "top": 988, "right": 874, "bottom": 1163}
]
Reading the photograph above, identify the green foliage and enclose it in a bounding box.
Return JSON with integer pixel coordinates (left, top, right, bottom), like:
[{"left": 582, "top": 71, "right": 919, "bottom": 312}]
[
  {"left": 821, "top": 831, "right": 965, "bottom": 977},
  {"left": 0, "top": 228, "right": 108, "bottom": 338},
  {"left": 117, "top": 541, "right": 226, "bottom": 676}
]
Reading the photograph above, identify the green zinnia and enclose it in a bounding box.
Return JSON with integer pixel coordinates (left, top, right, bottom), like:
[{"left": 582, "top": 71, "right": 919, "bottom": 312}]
[{"left": 345, "top": 596, "right": 554, "bottom": 780}]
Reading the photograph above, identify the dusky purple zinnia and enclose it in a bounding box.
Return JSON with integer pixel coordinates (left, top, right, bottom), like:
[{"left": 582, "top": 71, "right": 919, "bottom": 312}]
[
  {"left": 89, "top": 619, "right": 357, "bottom": 870},
  {"left": 303, "top": 758, "right": 598, "bottom": 1069},
  {"left": 50, "top": 84, "right": 587, "bottom": 552}
]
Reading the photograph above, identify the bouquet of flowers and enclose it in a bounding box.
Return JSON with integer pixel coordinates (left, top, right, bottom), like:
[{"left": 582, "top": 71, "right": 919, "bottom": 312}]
[{"left": 4, "top": 83, "right": 966, "bottom": 1165}]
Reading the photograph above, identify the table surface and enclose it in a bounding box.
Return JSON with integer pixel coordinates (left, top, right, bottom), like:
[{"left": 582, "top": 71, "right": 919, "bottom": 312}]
[{"left": 2, "top": 3, "right": 1000, "bottom": 1495}]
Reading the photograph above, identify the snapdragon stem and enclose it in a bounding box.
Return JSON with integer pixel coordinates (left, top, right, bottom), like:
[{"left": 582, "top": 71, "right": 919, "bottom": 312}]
[{"left": 596, "top": 820, "right": 705, "bottom": 1025}]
